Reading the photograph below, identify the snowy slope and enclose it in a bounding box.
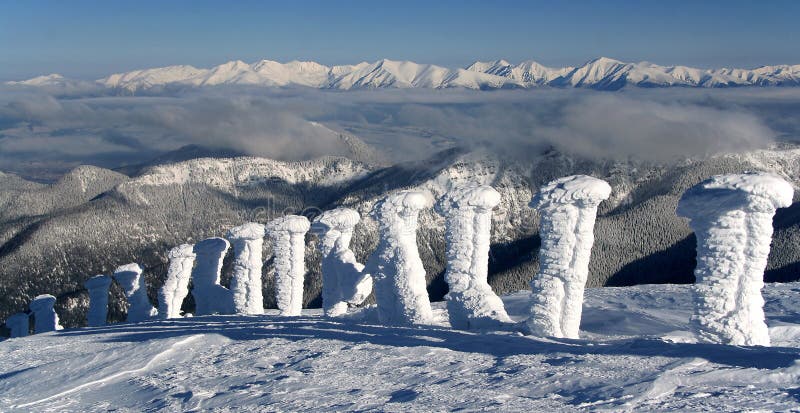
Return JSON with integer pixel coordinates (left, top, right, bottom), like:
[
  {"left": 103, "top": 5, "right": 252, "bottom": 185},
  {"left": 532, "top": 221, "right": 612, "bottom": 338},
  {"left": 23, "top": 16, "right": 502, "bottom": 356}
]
[
  {"left": 1, "top": 283, "right": 799, "bottom": 411},
  {"left": 9, "top": 58, "right": 800, "bottom": 91}
]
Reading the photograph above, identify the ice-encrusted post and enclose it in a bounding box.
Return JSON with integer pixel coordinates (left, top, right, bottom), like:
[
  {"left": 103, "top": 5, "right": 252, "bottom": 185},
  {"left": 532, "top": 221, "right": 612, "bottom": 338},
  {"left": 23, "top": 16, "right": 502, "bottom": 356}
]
[
  {"left": 158, "top": 244, "right": 196, "bottom": 319},
  {"left": 312, "top": 208, "right": 372, "bottom": 317},
  {"left": 29, "top": 294, "right": 62, "bottom": 333},
  {"left": 436, "top": 184, "right": 511, "bottom": 329},
  {"left": 227, "top": 223, "right": 266, "bottom": 315},
  {"left": 114, "top": 263, "right": 158, "bottom": 322},
  {"left": 366, "top": 190, "right": 434, "bottom": 325},
  {"left": 6, "top": 313, "right": 29, "bottom": 338},
  {"left": 527, "top": 175, "right": 611, "bottom": 339},
  {"left": 677, "top": 172, "right": 794, "bottom": 346},
  {"left": 84, "top": 274, "right": 112, "bottom": 326},
  {"left": 191, "top": 238, "right": 235, "bottom": 316},
  {"left": 267, "top": 215, "right": 310, "bottom": 316}
]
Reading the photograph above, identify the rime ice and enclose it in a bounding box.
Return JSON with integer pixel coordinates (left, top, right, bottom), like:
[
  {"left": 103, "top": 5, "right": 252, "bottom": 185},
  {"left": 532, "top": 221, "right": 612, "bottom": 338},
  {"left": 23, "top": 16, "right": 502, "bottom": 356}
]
[
  {"left": 227, "top": 223, "right": 266, "bottom": 315},
  {"left": 312, "top": 208, "right": 372, "bottom": 317},
  {"left": 158, "top": 244, "right": 196, "bottom": 319},
  {"left": 436, "top": 184, "right": 511, "bottom": 329},
  {"left": 527, "top": 175, "right": 611, "bottom": 339},
  {"left": 6, "top": 312, "right": 29, "bottom": 338},
  {"left": 85, "top": 274, "right": 112, "bottom": 326},
  {"left": 114, "top": 263, "right": 158, "bottom": 322},
  {"left": 366, "top": 190, "right": 434, "bottom": 325},
  {"left": 29, "top": 294, "right": 62, "bottom": 333},
  {"left": 191, "top": 238, "right": 235, "bottom": 316},
  {"left": 267, "top": 215, "right": 310, "bottom": 316},
  {"left": 677, "top": 172, "right": 794, "bottom": 346}
]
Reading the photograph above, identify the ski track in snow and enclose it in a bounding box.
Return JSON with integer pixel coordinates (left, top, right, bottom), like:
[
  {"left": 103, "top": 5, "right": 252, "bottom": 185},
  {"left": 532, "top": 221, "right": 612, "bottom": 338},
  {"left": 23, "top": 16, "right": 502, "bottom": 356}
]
[{"left": 1, "top": 283, "right": 800, "bottom": 411}]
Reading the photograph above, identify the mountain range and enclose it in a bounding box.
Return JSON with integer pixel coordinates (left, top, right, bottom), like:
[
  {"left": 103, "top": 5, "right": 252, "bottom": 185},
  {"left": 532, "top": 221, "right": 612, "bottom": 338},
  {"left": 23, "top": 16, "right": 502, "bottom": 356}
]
[{"left": 7, "top": 57, "right": 800, "bottom": 92}]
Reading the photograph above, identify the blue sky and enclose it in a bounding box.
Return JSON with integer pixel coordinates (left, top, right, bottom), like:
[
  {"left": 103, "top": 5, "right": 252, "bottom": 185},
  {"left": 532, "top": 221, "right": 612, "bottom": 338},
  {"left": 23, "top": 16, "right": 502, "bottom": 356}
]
[{"left": 1, "top": 0, "right": 798, "bottom": 80}]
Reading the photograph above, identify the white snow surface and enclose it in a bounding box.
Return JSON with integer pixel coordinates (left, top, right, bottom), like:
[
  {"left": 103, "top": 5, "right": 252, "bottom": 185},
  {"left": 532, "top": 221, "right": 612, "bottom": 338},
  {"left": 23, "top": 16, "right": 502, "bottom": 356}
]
[
  {"left": 366, "top": 190, "right": 435, "bottom": 326},
  {"left": 227, "top": 223, "right": 266, "bottom": 315},
  {"left": 157, "top": 245, "right": 196, "bottom": 319},
  {"left": 436, "top": 184, "right": 512, "bottom": 329},
  {"left": 29, "top": 294, "right": 62, "bottom": 333},
  {"left": 528, "top": 175, "right": 611, "bottom": 339},
  {"left": 190, "top": 238, "right": 235, "bottom": 316},
  {"left": 2, "top": 283, "right": 799, "bottom": 411},
  {"left": 312, "top": 208, "right": 372, "bottom": 317},
  {"left": 113, "top": 264, "right": 158, "bottom": 323},
  {"left": 677, "top": 172, "right": 795, "bottom": 346},
  {"left": 267, "top": 215, "right": 311, "bottom": 316},
  {"left": 84, "top": 274, "right": 112, "bottom": 326}
]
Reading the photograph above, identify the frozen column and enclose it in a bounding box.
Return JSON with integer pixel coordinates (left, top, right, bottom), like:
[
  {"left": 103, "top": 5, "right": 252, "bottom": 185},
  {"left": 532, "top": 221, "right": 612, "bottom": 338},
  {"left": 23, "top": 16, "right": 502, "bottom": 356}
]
[
  {"left": 436, "top": 184, "right": 511, "bottom": 330},
  {"left": 158, "top": 244, "right": 196, "bottom": 319},
  {"left": 114, "top": 263, "right": 158, "bottom": 322},
  {"left": 366, "top": 190, "right": 434, "bottom": 325},
  {"left": 30, "top": 294, "right": 63, "bottom": 333},
  {"left": 6, "top": 313, "right": 30, "bottom": 338},
  {"left": 228, "top": 223, "right": 266, "bottom": 315},
  {"left": 85, "top": 274, "right": 112, "bottom": 326},
  {"left": 527, "top": 175, "right": 611, "bottom": 339},
  {"left": 267, "top": 215, "right": 310, "bottom": 316},
  {"left": 312, "top": 208, "right": 372, "bottom": 317},
  {"left": 677, "top": 172, "right": 793, "bottom": 346},
  {"left": 191, "top": 238, "right": 235, "bottom": 315}
]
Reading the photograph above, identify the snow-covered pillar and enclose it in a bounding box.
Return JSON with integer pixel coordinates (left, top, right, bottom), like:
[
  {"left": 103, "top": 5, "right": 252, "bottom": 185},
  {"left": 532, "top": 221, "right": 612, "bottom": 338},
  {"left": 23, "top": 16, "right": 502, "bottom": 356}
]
[
  {"left": 191, "top": 238, "right": 235, "bottom": 316},
  {"left": 158, "top": 244, "right": 196, "bottom": 319},
  {"left": 227, "top": 223, "right": 266, "bottom": 315},
  {"left": 267, "top": 215, "right": 310, "bottom": 316},
  {"left": 84, "top": 274, "right": 112, "bottom": 326},
  {"left": 29, "top": 294, "right": 62, "bottom": 333},
  {"left": 436, "top": 184, "right": 511, "bottom": 330},
  {"left": 312, "top": 208, "right": 372, "bottom": 317},
  {"left": 677, "top": 172, "right": 794, "bottom": 346},
  {"left": 527, "top": 175, "right": 611, "bottom": 339},
  {"left": 6, "top": 313, "right": 29, "bottom": 338},
  {"left": 114, "top": 263, "right": 157, "bottom": 322},
  {"left": 366, "top": 190, "right": 435, "bottom": 325}
]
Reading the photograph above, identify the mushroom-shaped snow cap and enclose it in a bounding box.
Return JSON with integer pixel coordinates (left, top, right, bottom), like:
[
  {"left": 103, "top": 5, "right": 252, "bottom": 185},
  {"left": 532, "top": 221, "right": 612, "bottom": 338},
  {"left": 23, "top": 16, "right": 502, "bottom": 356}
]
[
  {"left": 227, "top": 222, "right": 266, "bottom": 240},
  {"left": 436, "top": 183, "right": 501, "bottom": 214},
  {"left": 267, "top": 215, "right": 311, "bottom": 234},
  {"left": 84, "top": 274, "right": 112, "bottom": 289},
  {"left": 193, "top": 237, "right": 230, "bottom": 254},
  {"left": 379, "top": 190, "right": 433, "bottom": 217},
  {"left": 168, "top": 244, "right": 196, "bottom": 259},
  {"left": 312, "top": 207, "right": 360, "bottom": 233},
  {"left": 677, "top": 172, "right": 794, "bottom": 218},
  {"left": 30, "top": 294, "right": 57, "bottom": 312},
  {"left": 530, "top": 175, "right": 612, "bottom": 209},
  {"left": 114, "top": 263, "right": 144, "bottom": 276}
]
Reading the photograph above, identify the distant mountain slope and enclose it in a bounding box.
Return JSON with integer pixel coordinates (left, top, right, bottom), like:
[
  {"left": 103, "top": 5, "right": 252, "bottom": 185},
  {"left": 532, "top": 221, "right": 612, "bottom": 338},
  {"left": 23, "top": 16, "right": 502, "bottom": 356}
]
[{"left": 7, "top": 57, "right": 800, "bottom": 91}]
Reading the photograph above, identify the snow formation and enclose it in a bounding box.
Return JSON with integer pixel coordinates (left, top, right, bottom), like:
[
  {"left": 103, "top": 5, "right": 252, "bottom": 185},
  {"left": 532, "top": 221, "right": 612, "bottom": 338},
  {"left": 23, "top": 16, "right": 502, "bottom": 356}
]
[
  {"left": 84, "top": 274, "right": 112, "bottom": 326},
  {"left": 267, "top": 215, "right": 310, "bottom": 316},
  {"left": 6, "top": 313, "right": 29, "bottom": 338},
  {"left": 157, "top": 244, "right": 196, "bottom": 319},
  {"left": 527, "top": 175, "right": 611, "bottom": 338},
  {"left": 436, "top": 184, "right": 511, "bottom": 329},
  {"left": 312, "top": 208, "right": 372, "bottom": 317},
  {"left": 29, "top": 294, "right": 62, "bottom": 333},
  {"left": 191, "top": 238, "right": 235, "bottom": 316},
  {"left": 366, "top": 190, "right": 435, "bottom": 325},
  {"left": 677, "top": 172, "right": 794, "bottom": 346},
  {"left": 113, "top": 264, "right": 158, "bottom": 322},
  {"left": 227, "top": 223, "right": 266, "bottom": 315}
]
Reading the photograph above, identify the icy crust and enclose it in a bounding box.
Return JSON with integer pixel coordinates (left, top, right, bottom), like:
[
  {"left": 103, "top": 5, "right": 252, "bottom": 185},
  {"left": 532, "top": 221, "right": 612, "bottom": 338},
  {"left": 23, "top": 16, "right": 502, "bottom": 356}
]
[
  {"left": 84, "top": 274, "right": 112, "bottom": 326},
  {"left": 113, "top": 264, "right": 158, "bottom": 322},
  {"left": 6, "top": 313, "right": 29, "bottom": 338},
  {"left": 366, "top": 190, "right": 435, "bottom": 325},
  {"left": 528, "top": 175, "right": 610, "bottom": 339},
  {"left": 436, "top": 184, "right": 511, "bottom": 329},
  {"left": 29, "top": 294, "right": 62, "bottom": 333},
  {"left": 312, "top": 208, "right": 372, "bottom": 317},
  {"left": 191, "top": 238, "right": 235, "bottom": 316},
  {"left": 228, "top": 223, "right": 266, "bottom": 315},
  {"left": 677, "top": 172, "right": 795, "bottom": 346},
  {"left": 267, "top": 216, "right": 311, "bottom": 316},
  {"left": 158, "top": 244, "right": 196, "bottom": 319}
]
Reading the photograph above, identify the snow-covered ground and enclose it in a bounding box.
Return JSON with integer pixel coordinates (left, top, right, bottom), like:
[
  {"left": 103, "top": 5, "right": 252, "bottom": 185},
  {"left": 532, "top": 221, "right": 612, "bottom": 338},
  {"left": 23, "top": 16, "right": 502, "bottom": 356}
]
[{"left": 2, "top": 283, "right": 799, "bottom": 411}]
